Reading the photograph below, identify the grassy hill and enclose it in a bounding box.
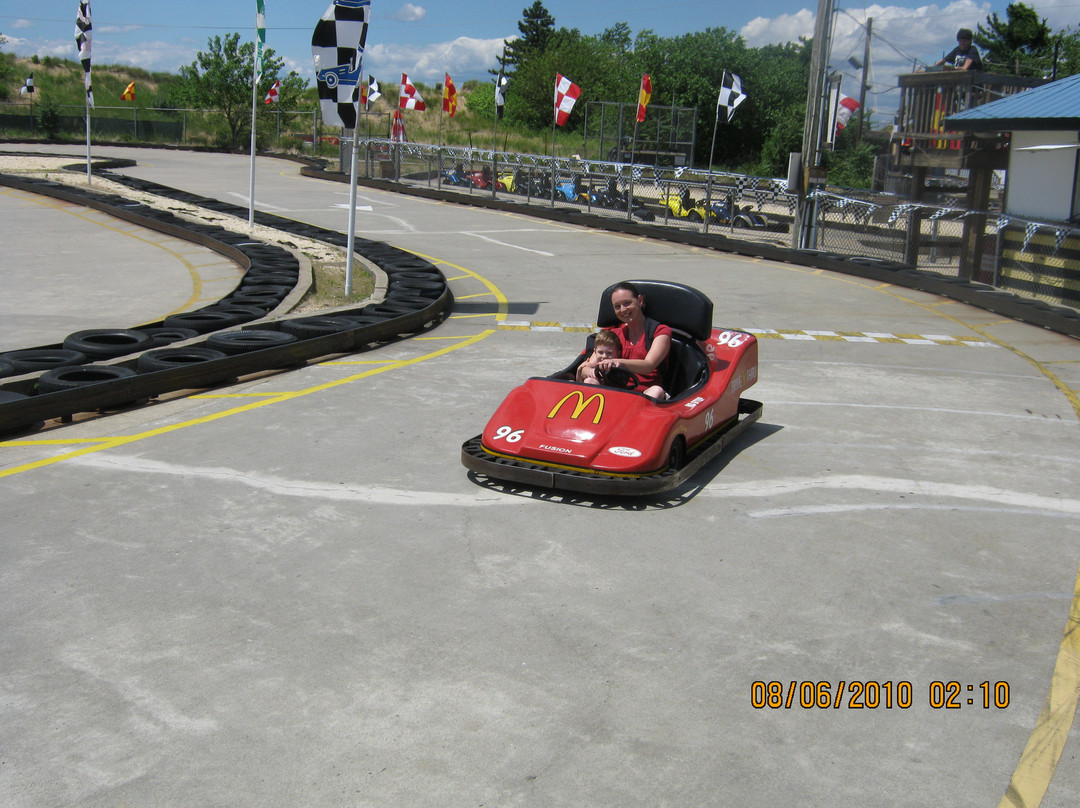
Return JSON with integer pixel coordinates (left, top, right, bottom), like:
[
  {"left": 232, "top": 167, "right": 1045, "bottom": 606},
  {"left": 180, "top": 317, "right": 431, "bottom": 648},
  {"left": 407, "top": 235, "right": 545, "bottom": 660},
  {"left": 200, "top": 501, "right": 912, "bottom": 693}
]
[{"left": 3, "top": 54, "right": 178, "bottom": 108}]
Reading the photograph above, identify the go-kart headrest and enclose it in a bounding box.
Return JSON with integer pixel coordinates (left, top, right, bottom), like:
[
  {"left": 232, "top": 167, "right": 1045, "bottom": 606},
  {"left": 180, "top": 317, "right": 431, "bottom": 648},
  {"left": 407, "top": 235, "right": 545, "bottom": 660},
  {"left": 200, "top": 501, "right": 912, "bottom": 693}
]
[{"left": 597, "top": 280, "right": 713, "bottom": 341}]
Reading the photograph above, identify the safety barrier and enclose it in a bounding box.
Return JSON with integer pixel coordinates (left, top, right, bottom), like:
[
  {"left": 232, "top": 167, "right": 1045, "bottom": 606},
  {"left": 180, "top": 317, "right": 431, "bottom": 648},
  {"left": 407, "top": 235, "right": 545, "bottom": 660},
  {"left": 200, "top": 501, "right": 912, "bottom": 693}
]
[{"left": 0, "top": 167, "right": 450, "bottom": 436}]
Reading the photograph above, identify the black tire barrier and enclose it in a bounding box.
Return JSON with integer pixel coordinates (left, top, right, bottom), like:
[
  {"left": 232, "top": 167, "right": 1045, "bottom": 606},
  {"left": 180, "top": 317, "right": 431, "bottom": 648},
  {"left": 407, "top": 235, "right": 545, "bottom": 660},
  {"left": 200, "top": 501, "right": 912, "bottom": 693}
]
[
  {"left": 136, "top": 346, "right": 228, "bottom": 373},
  {"left": 0, "top": 170, "right": 452, "bottom": 434},
  {"left": 240, "top": 273, "right": 298, "bottom": 287},
  {"left": 37, "top": 364, "right": 138, "bottom": 394},
  {"left": 163, "top": 310, "right": 249, "bottom": 334},
  {"left": 139, "top": 327, "right": 200, "bottom": 348},
  {"left": 62, "top": 328, "right": 153, "bottom": 359},
  {"left": 279, "top": 316, "right": 359, "bottom": 340},
  {"left": 0, "top": 348, "right": 88, "bottom": 374},
  {"left": 223, "top": 294, "right": 282, "bottom": 310},
  {"left": 206, "top": 329, "right": 299, "bottom": 355},
  {"left": 0, "top": 390, "right": 29, "bottom": 404},
  {"left": 198, "top": 304, "right": 266, "bottom": 323},
  {"left": 227, "top": 285, "right": 292, "bottom": 302},
  {"left": 0, "top": 359, "right": 14, "bottom": 378}
]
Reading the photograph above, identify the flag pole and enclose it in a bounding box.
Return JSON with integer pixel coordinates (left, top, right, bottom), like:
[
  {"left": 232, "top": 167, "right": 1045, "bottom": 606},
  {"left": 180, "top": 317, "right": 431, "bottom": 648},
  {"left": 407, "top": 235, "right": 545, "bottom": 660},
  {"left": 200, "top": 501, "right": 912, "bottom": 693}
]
[
  {"left": 708, "top": 71, "right": 724, "bottom": 172},
  {"left": 84, "top": 96, "right": 91, "bottom": 183},
  {"left": 345, "top": 60, "right": 363, "bottom": 298},
  {"left": 247, "top": 64, "right": 259, "bottom": 228},
  {"left": 248, "top": 1, "right": 263, "bottom": 229}
]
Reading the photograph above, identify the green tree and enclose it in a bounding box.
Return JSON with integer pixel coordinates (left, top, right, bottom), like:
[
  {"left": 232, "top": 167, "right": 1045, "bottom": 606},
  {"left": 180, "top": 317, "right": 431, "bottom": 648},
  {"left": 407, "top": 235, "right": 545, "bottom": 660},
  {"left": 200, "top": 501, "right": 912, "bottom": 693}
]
[
  {"left": 976, "top": 2, "right": 1053, "bottom": 75},
  {"left": 169, "top": 33, "right": 306, "bottom": 148},
  {"left": 502, "top": 1, "right": 556, "bottom": 73}
]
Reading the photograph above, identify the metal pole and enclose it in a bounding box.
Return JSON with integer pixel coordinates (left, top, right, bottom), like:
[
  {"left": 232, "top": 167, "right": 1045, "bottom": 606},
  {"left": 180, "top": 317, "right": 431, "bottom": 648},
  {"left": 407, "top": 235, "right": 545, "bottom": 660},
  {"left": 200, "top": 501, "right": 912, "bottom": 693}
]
[
  {"left": 793, "top": 0, "right": 836, "bottom": 249},
  {"left": 345, "top": 129, "right": 360, "bottom": 296},
  {"left": 855, "top": 18, "right": 872, "bottom": 147}
]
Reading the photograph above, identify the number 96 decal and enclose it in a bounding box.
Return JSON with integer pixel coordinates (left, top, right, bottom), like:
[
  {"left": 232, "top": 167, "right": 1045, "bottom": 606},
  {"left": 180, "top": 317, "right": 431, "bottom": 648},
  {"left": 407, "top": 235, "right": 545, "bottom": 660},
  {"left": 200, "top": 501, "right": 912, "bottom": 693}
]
[
  {"left": 493, "top": 425, "right": 524, "bottom": 443},
  {"left": 716, "top": 331, "right": 748, "bottom": 347}
]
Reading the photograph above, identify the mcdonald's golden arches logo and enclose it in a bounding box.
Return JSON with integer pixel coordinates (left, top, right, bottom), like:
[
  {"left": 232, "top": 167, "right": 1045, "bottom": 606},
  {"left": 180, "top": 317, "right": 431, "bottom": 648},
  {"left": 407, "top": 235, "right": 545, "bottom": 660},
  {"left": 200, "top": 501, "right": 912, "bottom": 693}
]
[{"left": 547, "top": 390, "right": 605, "bottom": 424}]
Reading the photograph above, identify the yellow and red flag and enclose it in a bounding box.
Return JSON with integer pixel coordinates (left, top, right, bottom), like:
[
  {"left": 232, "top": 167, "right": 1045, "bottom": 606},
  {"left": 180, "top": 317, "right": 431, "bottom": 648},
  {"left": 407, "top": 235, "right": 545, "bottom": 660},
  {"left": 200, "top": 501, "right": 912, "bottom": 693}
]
[
  {"left": 443, "top": 73, "right": 457, "bottom": 117},
  {"left": 636, "top": 73, "right": 651, "bottom": 123},
  {"left": 120, "top": 81, "right": 135, "bottom": 101}
]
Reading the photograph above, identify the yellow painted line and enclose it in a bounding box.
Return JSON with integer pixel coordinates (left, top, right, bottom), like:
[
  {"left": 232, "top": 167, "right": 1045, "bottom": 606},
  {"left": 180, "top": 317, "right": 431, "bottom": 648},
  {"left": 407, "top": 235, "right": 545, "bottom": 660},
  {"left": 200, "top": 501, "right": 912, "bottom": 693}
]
[
  {"left": 998, "top": 558, "right": 1080, "bottom": 808},
  {"left": 189, "top": 392, "right": 290, "bottom": 399},
  {"left": 317, "top": 359, "right": 398, "bottom": 365},
  {"left": 455, "top": 292, "right": 494, "bottom": 300},
  {"left": 0, "top": 330, "right": 495, "bottom": 480},
  {"left": 874, "top": 287, "right": 1080, "bottom": 807},
  {"left": 450, "top": 312, "right": 500, "bottom": 320}
]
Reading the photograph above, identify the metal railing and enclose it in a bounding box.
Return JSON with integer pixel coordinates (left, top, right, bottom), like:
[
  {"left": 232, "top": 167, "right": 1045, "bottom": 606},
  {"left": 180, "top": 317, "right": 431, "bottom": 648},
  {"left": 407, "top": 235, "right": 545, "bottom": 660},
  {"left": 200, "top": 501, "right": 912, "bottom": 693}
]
[
  {"left": 344, "top": 137, "right": 1079, "bottom": 312},
  {"left": 0, "top": 103, "right": 319, "bottom": 150}
]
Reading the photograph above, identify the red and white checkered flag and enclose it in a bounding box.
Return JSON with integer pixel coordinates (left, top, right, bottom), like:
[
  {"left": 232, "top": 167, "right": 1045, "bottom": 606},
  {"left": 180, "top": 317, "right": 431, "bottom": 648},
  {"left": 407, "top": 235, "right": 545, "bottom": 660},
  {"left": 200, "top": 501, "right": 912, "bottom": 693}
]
[
  {"left": 554, "top": 73, "right": 580, "bottom": 126},
  {"left": 264, "top": 79, "right": 280, "bottom": 105},
  {"left": 400, "top": 73, "right": 426, "bottom": 110}
]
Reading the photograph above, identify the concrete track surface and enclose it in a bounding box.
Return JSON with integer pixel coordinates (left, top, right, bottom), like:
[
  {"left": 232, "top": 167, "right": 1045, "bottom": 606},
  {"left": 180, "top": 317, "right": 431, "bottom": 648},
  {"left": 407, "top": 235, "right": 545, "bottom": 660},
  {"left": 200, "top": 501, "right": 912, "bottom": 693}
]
[{"left": 2, "top": 146, "right": 1079, "bottom": 808}]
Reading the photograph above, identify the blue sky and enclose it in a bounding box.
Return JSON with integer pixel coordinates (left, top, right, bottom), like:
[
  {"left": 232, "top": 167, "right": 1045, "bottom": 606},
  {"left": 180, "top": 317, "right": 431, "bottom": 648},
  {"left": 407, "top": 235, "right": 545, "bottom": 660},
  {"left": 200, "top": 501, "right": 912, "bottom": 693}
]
[{"left": 3, "top": 0, "right": 1080, "bottom": 119}]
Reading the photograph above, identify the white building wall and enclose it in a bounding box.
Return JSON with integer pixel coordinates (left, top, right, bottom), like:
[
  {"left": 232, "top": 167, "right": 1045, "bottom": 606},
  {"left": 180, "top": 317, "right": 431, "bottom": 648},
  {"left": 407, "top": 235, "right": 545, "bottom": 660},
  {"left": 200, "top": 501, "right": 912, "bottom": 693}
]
[{"left": 1005, "top": 130, "right": 1080, "bottom": 221}]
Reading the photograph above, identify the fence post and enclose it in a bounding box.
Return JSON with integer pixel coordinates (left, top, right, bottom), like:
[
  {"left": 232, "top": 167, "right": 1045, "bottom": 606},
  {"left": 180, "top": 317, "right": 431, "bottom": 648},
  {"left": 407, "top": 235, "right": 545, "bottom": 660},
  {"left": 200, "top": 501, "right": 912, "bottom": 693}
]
[{"left": 959, "top": 164, "right": 993, "bottom": 281}]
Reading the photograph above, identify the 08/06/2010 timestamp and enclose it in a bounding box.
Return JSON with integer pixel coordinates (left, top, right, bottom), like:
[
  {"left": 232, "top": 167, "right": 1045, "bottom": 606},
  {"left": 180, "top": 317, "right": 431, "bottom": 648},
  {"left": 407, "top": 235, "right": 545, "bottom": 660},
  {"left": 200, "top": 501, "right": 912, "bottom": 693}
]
[{"left": 750, "top": 680, "right": 1011, "bottom": 710}]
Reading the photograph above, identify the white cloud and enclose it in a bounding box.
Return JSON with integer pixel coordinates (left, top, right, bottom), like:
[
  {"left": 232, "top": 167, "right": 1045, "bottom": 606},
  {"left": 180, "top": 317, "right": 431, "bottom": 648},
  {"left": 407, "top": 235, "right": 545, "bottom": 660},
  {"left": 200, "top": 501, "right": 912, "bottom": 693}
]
[
  {"left": 366, "top": 36, "right": 509, "bottom": 83},
  {"left": 740, "top": 2, "right": 999, "bottom": 119},
  {"left": 389, "top": 4, "right": 427, "bottom": 23}
]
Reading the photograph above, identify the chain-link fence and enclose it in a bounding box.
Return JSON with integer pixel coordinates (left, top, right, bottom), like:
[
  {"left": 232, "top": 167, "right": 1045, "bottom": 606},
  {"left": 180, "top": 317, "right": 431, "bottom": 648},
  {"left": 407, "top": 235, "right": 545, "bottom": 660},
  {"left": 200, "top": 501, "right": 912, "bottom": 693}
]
[
  {"left": 0, "top": 103, "right": 319, "bottom": 151},
  {"left": 342, "top": 136, "right": 1079, "bottom": 311}
]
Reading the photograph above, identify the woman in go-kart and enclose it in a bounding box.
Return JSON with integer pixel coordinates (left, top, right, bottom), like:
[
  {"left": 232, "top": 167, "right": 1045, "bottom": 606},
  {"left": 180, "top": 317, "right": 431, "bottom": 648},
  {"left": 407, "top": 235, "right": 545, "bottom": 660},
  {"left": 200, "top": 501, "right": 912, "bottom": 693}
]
[{"left": 594, "top": 281, "right": 672, "bottom": 401}]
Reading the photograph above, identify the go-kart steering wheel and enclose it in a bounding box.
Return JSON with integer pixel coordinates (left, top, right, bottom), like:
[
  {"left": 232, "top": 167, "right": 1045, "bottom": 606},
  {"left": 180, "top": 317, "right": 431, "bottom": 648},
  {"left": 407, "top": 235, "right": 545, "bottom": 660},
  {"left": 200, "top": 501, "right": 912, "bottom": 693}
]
[{"left": 596, "top": 365, "right": 638, "bottom": 389}]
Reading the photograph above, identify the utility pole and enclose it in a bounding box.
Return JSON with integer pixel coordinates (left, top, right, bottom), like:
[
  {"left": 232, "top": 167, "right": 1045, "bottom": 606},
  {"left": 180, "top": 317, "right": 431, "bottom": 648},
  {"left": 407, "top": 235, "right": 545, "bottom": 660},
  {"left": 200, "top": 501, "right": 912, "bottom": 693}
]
[
  {"left": 792, "top": 0, "right": 836, "bottom": 249},
  {"left": 856, "top": 17, "right": 872, "bottom": 147}
]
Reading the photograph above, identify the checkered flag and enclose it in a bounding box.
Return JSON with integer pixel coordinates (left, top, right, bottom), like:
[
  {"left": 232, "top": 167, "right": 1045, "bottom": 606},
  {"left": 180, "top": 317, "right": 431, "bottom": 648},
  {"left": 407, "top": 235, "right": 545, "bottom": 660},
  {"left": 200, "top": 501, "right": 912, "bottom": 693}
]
[
  {"left": 1054, "top": 228, "right": 1070, "bottom": 254},
  {"left": 75, "top": 0, "right": 93, "bottom": 107},
  {"left": 311, "top": 0, "right": 371, "bottom": 129},
  {"left": 929, "top": 207, "right": 951, "bottom": 220},
  {"left": 888, "top": 204, "right": 910, "bottom": 224},
  {"left": 1022, "top": 221, "right": 1039, "bottom": 253},
  {"left": 753, "top": 189, "right": 771, "bottom": 209},
  {"left": 995, "top": 215, "right": 1010, "bottom": 231},
  {"left": 674, "top": 166, "right": 686, "bottom": 178},
  {"left": 716, "top": 72, "right": 746, "bottom": 123},
  {"left": 631, "top": 166, "right": 642, "bottom": 180}
]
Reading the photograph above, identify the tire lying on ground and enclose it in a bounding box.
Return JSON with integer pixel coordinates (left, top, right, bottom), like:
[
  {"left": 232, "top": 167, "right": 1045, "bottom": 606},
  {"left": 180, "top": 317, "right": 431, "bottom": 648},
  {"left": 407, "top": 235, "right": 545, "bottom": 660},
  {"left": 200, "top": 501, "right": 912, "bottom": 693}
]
[
  {"left": 0, "top": 358, "right": 15, "bottom": 378},
  {"left": 162, "top": 305, "right": 263, "bottom": 334},
  {"left": 279, "top": 316, "right": 359, "bottom": 340},
  {"left": 62, "top": 328, "right": 152, "bottom": 359},
  {"left": 0, "top": 348, "right": 88, "bottom": 374},
  {"left": 136, "top": 346, "right": 228, "bottom": 373},
  {"left": 36, "top": 364, "right": 138, "bottom": 394},
  {"left": 138, "top": 327, "right": 200, "bottom": 348},
  {"left": 206, "top": 329, "right": 299, "bottom": 355}
]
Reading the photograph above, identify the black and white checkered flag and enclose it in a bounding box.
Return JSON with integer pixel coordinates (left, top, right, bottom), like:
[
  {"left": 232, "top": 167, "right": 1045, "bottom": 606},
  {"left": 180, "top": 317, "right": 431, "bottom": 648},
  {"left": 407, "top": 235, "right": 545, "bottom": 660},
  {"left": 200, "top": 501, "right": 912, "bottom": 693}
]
[
  {"left": 1022, "top": 221, "right": 1039, "bottom": 253},
  {"left": 311, "top": 0, "right": 371, "bottom": 129},
  {"left": 716, "top": 72, "right": 745, "bottom": 123},
  {"left": 75, "top": 0, "right": 93, "bottom": 108},
  {"left": 1054, "top": 228, "right": 1070, "bottom": 254},
  {"left": 20, "top": 73, "right": 34, "bottom": 95}
]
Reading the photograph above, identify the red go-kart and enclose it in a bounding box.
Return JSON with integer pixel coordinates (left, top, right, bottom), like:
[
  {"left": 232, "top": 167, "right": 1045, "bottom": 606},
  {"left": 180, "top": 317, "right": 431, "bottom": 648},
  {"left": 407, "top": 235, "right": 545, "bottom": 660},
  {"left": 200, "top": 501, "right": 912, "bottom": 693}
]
[{"left": 461, "top": 280, "right": 762, "bottom": 495}]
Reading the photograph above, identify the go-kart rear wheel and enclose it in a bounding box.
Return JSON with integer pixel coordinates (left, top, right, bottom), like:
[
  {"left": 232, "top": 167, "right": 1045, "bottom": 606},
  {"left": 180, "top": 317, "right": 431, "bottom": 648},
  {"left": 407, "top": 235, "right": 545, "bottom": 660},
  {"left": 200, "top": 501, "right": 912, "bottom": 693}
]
[
  {"left": 687, "top": 211, "right": 702, "bottom": 223},
  {"left": 668, "top": 436, "right": 687, "bottom": 471}
]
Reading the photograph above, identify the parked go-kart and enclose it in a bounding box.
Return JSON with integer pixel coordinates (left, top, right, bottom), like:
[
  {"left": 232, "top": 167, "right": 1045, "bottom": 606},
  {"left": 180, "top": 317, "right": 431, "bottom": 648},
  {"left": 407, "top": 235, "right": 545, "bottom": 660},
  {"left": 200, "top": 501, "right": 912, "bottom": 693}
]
[
  {"left": 442, "top": 163, "right": 497, "bottom": 189},
  {"left": 710, "top": 196, "right": 770, "bottom": 229},
  {"left": 587, "top": 177, "right": 656, "bottom": 222},
  {"left": 461, "top": 280, "right": 762, "bottom": 495},
  {"left": 661, "top": 187, "right": 716, "bottom": 223},
  {"left": 555, "top": 174, "right": 588, "bottom": 204}
]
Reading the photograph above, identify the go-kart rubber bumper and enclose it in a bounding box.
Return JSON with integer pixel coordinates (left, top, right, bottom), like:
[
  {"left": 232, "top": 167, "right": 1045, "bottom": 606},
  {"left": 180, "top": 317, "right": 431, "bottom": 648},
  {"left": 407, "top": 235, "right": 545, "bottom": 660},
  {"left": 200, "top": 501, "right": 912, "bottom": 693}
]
[{"left": 462, "top": 398, "right": 762, "bottom": 496}]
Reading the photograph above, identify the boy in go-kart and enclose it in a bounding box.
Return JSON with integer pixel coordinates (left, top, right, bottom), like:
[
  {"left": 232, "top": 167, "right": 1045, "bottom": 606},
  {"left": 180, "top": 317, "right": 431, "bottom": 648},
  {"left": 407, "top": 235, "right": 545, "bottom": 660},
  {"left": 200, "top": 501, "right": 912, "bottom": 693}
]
[{"left": 576, "top": 330, "right": 621, "bottom": 385}]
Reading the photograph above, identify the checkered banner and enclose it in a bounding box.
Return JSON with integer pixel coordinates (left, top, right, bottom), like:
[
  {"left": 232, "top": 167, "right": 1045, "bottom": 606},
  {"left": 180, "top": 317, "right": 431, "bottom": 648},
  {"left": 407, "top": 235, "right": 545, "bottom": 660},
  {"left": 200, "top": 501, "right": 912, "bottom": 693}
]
[
  {"left": 75, "top": 0, "right": 93, "bottom": 107},
  {"left": 1022, "top": 221, "right": 1040, "bottom": 253},
  {"left": 311, "top": 0, "right": 371, "bottom": 129}
]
